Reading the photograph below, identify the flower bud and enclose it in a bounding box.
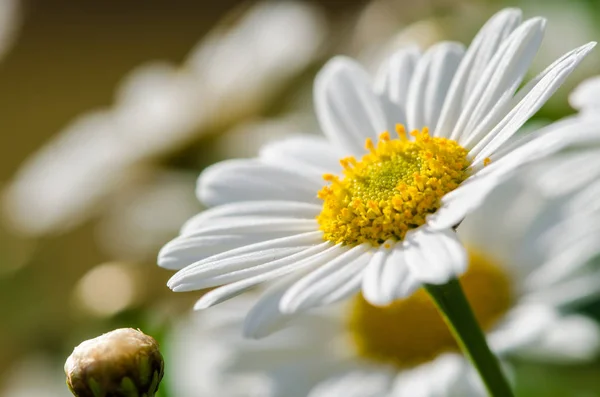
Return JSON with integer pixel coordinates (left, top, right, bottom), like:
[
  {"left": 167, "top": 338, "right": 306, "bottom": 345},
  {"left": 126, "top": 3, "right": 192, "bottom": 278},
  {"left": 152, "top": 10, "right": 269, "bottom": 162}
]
[{"left": 65, "top": 328, "right": 164, "bottom": 397}]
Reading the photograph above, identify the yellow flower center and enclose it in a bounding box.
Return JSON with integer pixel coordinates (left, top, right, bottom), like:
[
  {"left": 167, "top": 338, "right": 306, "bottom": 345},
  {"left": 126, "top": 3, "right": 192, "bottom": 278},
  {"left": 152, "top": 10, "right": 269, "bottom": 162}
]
[
  {"left": 317, "top": 126, "right": 470, "bottom": 246},
  {"left": 347, "top": 249, "right": 513, "bottom": 368}
]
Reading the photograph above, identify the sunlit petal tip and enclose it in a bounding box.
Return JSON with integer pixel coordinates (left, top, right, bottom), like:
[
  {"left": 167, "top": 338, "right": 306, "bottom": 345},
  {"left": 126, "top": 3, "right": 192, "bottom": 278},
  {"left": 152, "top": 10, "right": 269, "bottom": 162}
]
[{"left": 193, "top": 295, "right": 214, "bottom": 310}]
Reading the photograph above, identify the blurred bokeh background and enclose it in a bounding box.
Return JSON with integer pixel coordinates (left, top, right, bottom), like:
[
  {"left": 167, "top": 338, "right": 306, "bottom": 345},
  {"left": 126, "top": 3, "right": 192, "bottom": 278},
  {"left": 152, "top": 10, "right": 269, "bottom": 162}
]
[{"left": 2, "top": 0, "right": 600, "bottom": 395}]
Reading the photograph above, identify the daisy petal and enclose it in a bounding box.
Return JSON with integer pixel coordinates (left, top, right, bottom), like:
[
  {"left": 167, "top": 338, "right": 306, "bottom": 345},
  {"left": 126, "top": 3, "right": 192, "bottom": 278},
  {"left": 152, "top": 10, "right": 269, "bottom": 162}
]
[
  {"left": 435, "top": 8, "right": 522, "bottom": 137},
  {"left": 259, "top": 135, "right": 341, "bottom": 176},
  {"left": 193, "top": 244, "right": 342, "bottom": 310},
  {"left": 159, "top": 234, "right": 298, "bottom": 270},
  {"left": 455, "top": 17, "right": 545, "bottom": 145},
  {"left": 488, "top": 304, "right": 556, "bottom": 354},
  {"left": 406, "top": 42, "right": 464, "bottom": 132},
  {"left": 160, "top": 217, "right": 318, "bottom": 270},
  {"left": 482, "top": 116, "right": 600, "bottom": 181},
  {"left": 374, "top": 46, "right": 421, "bottom": 129},
  {"left": 181, "top": 217, "right": 317, "bottom": 237},
  {"left": 171, "top": 242, "right": 333, "bottom": 291},
  {"left": 404, "top": 229, "right": 467, "bottom": 284},
  {"left": 242, "top": 274, "right": 299, "bottom": 339},
  {"left": 315, "top": 56, "right": 389, "bottom": 155},
  {"left": 308, "top": 368, "right": 394, "bottom": 397},
  {"left": 281, "top": 251, "right": 370, "bottom": 313},
  {"left": 375, "top": 45, "right": 420, "bottom": 110},
  {"left": 280, "top": 244, "right": 370, "bottom": 313},
  {"left": 522, "top": 150, "right": 600, "bottom": 199},
  {"left": 524, "top": 270, "right": 600, "bottom": 309},
  {"left": 393, "top": 354, "right": 489, "bottom": 396},
  {"left": 180, "top": 201, "right": 321, "bottom": 235},
  {"left": 470, "top": 42, "right": 597, "bottom": 162},
  {"left": 159, "top": 230, "right": 322, "bottom": 271},
  {"left": 197, "top": 159, "right": 321, "bottom": 206},
  {"left": 525, "top": 231, "right": 600, "bottom": 290},
  {"left": 569, "top": 75, "right": 600, "bottom": 112},
  {"left": 512, "top": 314, "right": 600, "bottom": 364},
  {"left": 169, "top": 246, "right": 307, "bottom": 291},
  {"left": 362, "top": 242, "right": 418, "bottom": 306}
]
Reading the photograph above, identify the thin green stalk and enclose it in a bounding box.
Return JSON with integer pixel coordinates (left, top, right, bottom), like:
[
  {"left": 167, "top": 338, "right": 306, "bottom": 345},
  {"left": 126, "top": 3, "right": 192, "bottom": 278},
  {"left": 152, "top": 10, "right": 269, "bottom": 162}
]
[{"left": 425, "top": 279, "right": 514, "bottom": 397}]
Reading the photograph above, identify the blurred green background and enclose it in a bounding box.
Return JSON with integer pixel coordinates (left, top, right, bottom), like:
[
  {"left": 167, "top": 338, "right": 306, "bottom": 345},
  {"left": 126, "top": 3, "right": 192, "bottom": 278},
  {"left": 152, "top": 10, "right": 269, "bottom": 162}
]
[{"left": 2, "top": 0, "right": 600, "bottom": 395}]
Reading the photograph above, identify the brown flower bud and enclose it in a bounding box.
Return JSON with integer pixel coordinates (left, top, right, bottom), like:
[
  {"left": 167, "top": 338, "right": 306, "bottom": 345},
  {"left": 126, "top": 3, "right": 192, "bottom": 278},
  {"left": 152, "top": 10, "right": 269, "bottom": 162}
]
[{"left": 65, "top": 328, "right": 164, "bottom": 397}]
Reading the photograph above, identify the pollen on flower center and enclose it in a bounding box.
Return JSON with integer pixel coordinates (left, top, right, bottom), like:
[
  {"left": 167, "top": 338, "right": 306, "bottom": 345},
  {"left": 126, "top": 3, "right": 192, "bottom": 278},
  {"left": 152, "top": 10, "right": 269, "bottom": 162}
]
[
  {"left": 317, "top": 125, "right": 471, "bottom": 246},
  {"left": 347, "top": 249, "right": 513, "bottom": 368}
]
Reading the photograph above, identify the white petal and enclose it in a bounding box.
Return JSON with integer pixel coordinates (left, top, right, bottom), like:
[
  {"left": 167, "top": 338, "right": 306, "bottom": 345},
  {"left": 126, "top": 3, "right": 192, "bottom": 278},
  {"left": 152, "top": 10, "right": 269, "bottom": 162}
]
[
  {"left": 280, "top": 252, "right": 370, "bottom": 313},
  {"left": 182, "top": 217, "right": 317, "bottom": 238},
  {"left": 180, "top": 201, "right": 322, "bottom": 235},
  {"left": 375, "top": 46, "right": 421, "bottom": 129},
  {"left": 528, "top": 150, "right": 600, "bottom": 198},
  {"left": 524, "top": 270, "right": 600, "bottom": 308},
  {"left": 426, "top": 175, "right": 500, "bottom": 230},
  {"left": 391, "top": 353, "right": 488, "bottom": 397},
  {"left": 308, "top": 367, "right": 394, "bottom": 397},
  {"left": 197, "top": 159, "right": 321, "bottom": 206},
  {"left": 171, "top": 242, "right": 333, "bottom": 291},
  {"left": 314, "top": 56, "right": 389, "bottom": 155},
  {"left": 159, "top": 216, "right": 318, "bottom": 270},
  {"left": 567, "top": 179, "right": 600, "bottom": 214},
  {"left": 440, "top": 118, "right": 600, "bottom": 227},
  {"left": 489, "top": 115, "right": 600, "bottom": 176},
  {"left": 169, "top": 246, "right": 306, "bottom": 291},
  {"left": 193, "top": 244, "right": 343, "bottom": 309},
  {"left": 434, "top": 8, "right": 522, "bottom": 138},
  {"left": 404, "top": 229, "right": 467, "bottom": 284},
  {"left": 405, "top": 42, "right": 464, "bottom": 132},
  {"left": 375, "top": 45, "right": 420, "bottom": 111},
  {"left": 159, "top": 233, "right": 296, "bottom": 270},
  {"left": 242, "top": 274, "right": 299, "bottom": 339},
  {"left": 259, "top": 135, "right": 341, "bottom": 177},
  {"left": 362, "top": 241, "right": 418, "bottom": 305},
  {"left": 488, "top": 304, "right": 557, "bottom": 355},
  {"left": 454, "top": 17, "right": 545, "bottom": 145},
  {"left": 280, "top": 244, "right": 370, "bottom": 313},
  {"left": 470, "top": 42, "right": 597, "bottom": 162},
  {"left": 512, "top": 314, "right": 600, "bottom": 364},
  {"left": 160, "top": 230, "right": 322, "bottom": 271},
  {"left": 569, "top": 75, "right": 600, "bottom": 112},
  {"left": 525, "top": 231, "right": 600, "bottom": 290}
]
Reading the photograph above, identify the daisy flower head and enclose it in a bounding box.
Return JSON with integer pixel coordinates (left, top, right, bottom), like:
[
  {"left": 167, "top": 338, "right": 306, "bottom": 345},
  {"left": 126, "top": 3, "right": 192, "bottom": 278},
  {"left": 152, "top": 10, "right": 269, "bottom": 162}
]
[
  {"left": 160, "top": 8, "right": 597, "bottom": 324},
  {"left": 167, "top": 151, "right": 600, "bottom": 397}
]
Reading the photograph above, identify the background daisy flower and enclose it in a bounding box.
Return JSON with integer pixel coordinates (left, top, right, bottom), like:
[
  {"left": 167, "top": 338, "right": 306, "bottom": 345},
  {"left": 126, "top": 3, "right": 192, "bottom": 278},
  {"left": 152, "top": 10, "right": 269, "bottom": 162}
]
[
  {"left": 160, "top": 8, "right": 598, "bottom": 324},
  {"left": 166, "top": 152, "right": 600, "bottom": 396}
]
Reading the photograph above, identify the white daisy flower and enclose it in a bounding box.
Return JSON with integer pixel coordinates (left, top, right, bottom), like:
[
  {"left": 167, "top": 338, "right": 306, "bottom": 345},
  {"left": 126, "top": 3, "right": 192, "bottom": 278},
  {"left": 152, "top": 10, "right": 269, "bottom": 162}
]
[
  {"left": 160, "top": 8, "right": 599, "bottom": 324},
  {"left": 167, "top": 156, "right": 600, "bottom": 396}
]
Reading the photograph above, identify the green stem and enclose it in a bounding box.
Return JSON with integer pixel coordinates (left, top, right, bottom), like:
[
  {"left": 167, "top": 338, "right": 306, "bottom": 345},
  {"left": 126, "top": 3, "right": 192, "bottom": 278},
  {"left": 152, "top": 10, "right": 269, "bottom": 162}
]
[{"left": 425, "top": 279, "right": 514, "bottom": 397}]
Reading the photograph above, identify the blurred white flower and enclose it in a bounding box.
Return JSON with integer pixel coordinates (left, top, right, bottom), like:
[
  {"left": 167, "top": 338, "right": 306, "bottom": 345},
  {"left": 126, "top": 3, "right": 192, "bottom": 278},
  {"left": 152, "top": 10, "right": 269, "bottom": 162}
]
[
  {"left": 3, "top": 111, "right": 142, "bottom": 235},
  {"left": 2, "top": 1, "right": 327, "bottom": 236},
  {"left": 186, "top": 2, "right": 326, "bottom": 114},
  {"left": 97, "top": 171, "right": 200, "bottom": 261},
  {"left": 166, "top": 148, "right": 600, "bottom": 396},
  {"left": 168, "top": 298, "right": 349, "bottom": 397}
]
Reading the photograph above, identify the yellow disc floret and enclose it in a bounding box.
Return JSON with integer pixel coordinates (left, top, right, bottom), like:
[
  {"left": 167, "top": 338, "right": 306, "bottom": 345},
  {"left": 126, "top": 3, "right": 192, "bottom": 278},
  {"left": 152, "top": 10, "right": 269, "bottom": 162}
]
[{"left": 318, "top": 125, "right": 470, "bottom": 246}]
